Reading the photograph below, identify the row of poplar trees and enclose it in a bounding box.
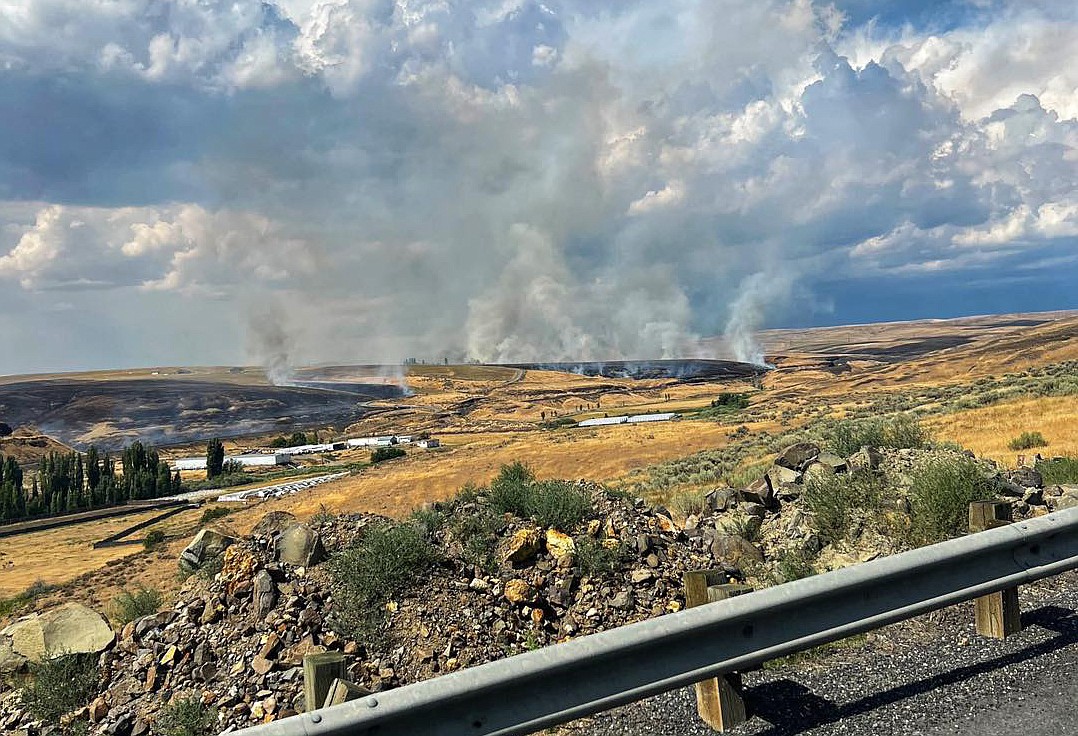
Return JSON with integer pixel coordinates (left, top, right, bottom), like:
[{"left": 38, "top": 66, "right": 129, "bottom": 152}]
[{"left": 0, "top": 441, "right": 181, "bottom": 523}]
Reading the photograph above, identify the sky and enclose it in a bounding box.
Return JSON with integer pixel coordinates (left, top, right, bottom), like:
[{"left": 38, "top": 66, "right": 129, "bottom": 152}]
[{"left": 0, "top": 0, "right": 1075, "bottom": 375}]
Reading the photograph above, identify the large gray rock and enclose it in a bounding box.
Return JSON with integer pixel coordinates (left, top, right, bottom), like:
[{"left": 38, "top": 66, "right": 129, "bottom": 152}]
[
  {"left": 275, "top": 525, "right": 326, "bottom": 567},
  {"left": 179, "top": 528, "right": 237, "bottom": 573},
  {"left": 252, "top": 511, "right": 299, "bottom": 538},
  {"left": 705, "top": 488, "right": 740, "bottom": 512},
  {"left": 0, "top": 603, "right": 114, "bottom": 670},
  {"left": 711, "top": 534, "right": 764, "bottom": 566},
  {"left": 847, "top": 446, "right": 883, "bottom": 473},
  {"left": 775, "top": 442, "right": 821, "bottom": 471}
]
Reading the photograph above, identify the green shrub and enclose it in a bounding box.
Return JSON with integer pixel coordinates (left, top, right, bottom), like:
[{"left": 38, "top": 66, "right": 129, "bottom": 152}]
[
  {"left": 154, "top": 695, "right": 217, "bottom": 736},
  {"left": 221, "top": 459, "right": 245, "bottom": 475},
  {"left": 573, "top": 536, "right": 624, "bottom": 577},
  {"left": 370, "top": 446, "right": 406, "bottom": 463},
  {"left": 144, "top": 529, "right": 166, "bottom": 550},
  {"left": 20, "top": 652, "right": 99, "bottom": 723},
  {"left": 1037, "top": 455, "right": 1078, "bottom": 485},
  {"left": 828, "top": 415, "right": 928, "bottom": 456},
  {"left": 1008, "top": 431, "right": 1048, "bottom": 451},
  {"left": 711, "top": 393, "right": 750, "bottom": 410},
  {"left": 487, "top": 464, "right": 592, "bottom": 530},
  {"left": 669, "top": 489, "right": 707, "bottom": 518},
  {"left": 907, "top": 457, "right": 995, "bottom": 545},
  {"left": 775, "top": 546, "right": 817, "bottom": 583},
  {"left": 451, "top": 510, "right": 504, "bottom": 573},
  {"left": 719, "top": 513, "right": 762, "bottom": 543},
  {"left": 527, "top": 481, "right": 592, "bottom": 530},
  {"left": 329, "top": 522, "right": 437, "bottom": 641},
  {"left": 487, "top": 462, "right": 537, "bottom": 515},
  {"left": 803, "top": 471, "right": 885, "bottom": 545},
  {"left": 409, "top": 506, "right": 446, "bottom": 535},
  {"left": 111, "top": 586, "right": 163, "bottom": 625},
  {"left": 198, "top": 506, "right": 232, "bottom": 525}
]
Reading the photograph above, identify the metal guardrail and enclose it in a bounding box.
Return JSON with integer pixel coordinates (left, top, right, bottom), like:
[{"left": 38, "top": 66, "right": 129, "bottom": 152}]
[{"left": 232, "top": 506, "right": 1078, "bottom": 736}]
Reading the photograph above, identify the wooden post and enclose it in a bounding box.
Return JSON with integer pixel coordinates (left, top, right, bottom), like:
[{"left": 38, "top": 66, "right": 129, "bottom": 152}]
[
  {"left": 684, "top": 570, "right": 753, "bottom": 731},
  {"left": 969, "top": 501, "right": 1022, "bottom": 639},
  {"left": 303, "top": 652, "right": 347, "bottom": 712},
  {"left": 323, "top": 678, "right": 371, "bottom": 708}
]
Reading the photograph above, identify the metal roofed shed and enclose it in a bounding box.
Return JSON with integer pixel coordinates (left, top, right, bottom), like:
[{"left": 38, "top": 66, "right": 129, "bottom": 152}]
[
  {"left": 626, "top": 413, "right": 680, "bottom": 423},
  {"left": 576, "top": 416, "right": 629, "bottom": 428}
]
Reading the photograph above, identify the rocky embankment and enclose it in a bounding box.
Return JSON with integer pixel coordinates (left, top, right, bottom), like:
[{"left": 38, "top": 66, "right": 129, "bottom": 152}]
[{"left": 0, "top": 443, "right": 1074, "bottom": 735}]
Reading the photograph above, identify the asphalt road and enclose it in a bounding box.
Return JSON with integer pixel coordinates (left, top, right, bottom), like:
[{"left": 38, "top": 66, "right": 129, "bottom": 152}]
[{"left": 569, "top": 572, "right": 1078, "bottom": 736}]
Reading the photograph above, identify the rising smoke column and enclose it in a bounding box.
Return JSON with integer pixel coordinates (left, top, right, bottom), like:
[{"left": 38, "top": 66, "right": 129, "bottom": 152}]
[
  {"left": 247, "top": 305, "right": 294, "bottom": 385},
  {"left": 723, "top": 271, "right": 793, "bottom": 366}
]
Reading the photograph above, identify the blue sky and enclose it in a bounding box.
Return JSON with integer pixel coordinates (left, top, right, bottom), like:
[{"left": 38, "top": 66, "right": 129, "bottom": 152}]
[{"left": 0, "top": 0, "right": 1075, "bottom": 373}]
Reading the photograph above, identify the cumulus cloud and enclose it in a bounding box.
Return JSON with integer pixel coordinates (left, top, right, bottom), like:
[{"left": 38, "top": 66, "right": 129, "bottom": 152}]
[{"left": 0, "top": 0, "right": 1075, "bottom": 373}]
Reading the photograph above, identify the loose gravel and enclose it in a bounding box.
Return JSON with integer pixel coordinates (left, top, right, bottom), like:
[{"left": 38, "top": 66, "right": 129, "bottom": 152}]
[{"left": 568, "top": 571, "right": 1078, "bottom": 736}]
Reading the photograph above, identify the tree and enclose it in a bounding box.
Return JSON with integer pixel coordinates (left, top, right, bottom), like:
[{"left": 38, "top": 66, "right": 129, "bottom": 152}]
[{"left": 206, "top": 438, "right": 225, "bottom": 480}]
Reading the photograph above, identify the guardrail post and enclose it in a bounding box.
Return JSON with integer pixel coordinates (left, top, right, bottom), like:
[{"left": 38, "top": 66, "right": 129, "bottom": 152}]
[
  {"left": 685, "top": 570, "right": 753, "bottom": 731},
  {"left": 303, "top": 652, "right": 347, "bottom": 713},
  {"left": 969, "top": 501, "right": 1022, "bottom": 638}
]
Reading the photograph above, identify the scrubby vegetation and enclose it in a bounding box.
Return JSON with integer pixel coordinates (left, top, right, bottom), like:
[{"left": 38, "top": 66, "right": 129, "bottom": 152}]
[
  {"left": 0, "top": 579, "right": 55, "bottom": 618},
  {"left": 1008, "top": 431, "right": 1048, "bottom": 451},
  {"left": 573, "top": 535, "right": 625, "bottom": 577},
  {"left": 1038, "top": 455, "right": 1078, "bottom": 485},
  {"left": 199, "top": 506, "right": 233, "bottom": 525},
  {"left": 154, "top": 695, "right": 218, "bottom": 736},
  {"left": 371, "top": 446, "right": 406, "bottom": 463},
  {"left": 803, "top": 471, "right": 887, "bottom": 545},
  {"left": 20, "top": 652, "right": 100, "bottom": 724},
  {"left": 143, "top": 529, "right": 166, "bottom": 550},
  {"left": 906, "top": 456, "right": 995, "bottom": 545},
  {"left": 329, "top": 521, "right": 438, "bottom": 641},
  {"left": 827, "top": 414, "right": 929, "bottom": 456},
  {"left": 487, "top": 463, "right": 593, "bottom": 530},
  {"left": 112, "top": 586, "right": 163, "bottom": 624}
]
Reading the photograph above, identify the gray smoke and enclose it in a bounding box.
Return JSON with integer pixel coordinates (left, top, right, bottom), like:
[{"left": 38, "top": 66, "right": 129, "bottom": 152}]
[
  {"left": 723, "top": 272, "right": 793, "bottom": 367},
  {"left": 247, "top": 305, "right": 294, "bottom": 386}
]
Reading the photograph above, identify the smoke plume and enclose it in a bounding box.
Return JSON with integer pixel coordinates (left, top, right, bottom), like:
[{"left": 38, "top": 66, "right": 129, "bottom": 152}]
[{"left": 247, "top": 305, "right": 294, "bottom": 386}]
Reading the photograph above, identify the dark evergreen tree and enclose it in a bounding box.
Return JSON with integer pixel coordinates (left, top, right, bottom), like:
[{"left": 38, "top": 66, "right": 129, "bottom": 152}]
[{"left": 206, "top": 438, "right": 225, "bottom": 479}]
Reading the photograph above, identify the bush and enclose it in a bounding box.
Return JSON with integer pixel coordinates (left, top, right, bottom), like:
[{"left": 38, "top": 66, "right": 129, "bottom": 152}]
[
  {"left": 329, "top": 522, "right": 437, "bottom": 641},
  {"left": 828, "top": 415, "right": 928, "bottom": 456},
  {"left": 1037, "top": 455, "right": 1078, "bottom": 485},
  {"left": 0, "top": 580, "right": 55, "bottom": 618},
  {"left": 907, "top": 457, "right": 995, "bottom": 545},
  {"left": 154, "top": 695, "right": 217, "bottom": 736},
  {"left": 1008, "top": 431, "right": 1048, "bottom": 451},
  {"left": 409, "top": 506, "right": 446, "bottom": 535},
  {"left": 775, "top": 546, "right": 817, "bottom": 583},
  {"left": 198, "top": 506, "right": 232, "bottom": 525},
  {"left": 20, "top": 652, "right": 100, "bottom": 723},
  {"left": 803, "top": 471, "right": 885, "bottom": 545},
  {"left": 371, "top": 446, "right": 406, "bottom": 464},
  {"left": 221, "top": 459, "right": 245, "bottom": 475},
  {"left": 144, "top": 529, "right": 166, "bottom": 550},
  {"left": 526, "top": 480, "right": 593, "bottom": 530},
  {"left": 487, "top": 462, "right": 537, "bottom": 515},
  {"left": 270, "top": 436, "right": 289, "bottom": 448},
  {"left": 669, "top": 489, "right": 707, "bottom": 518},
  {"left": 711, "top": 393, "right": 750, "bottom": 410},
  {"left": 111, "top": 586, "right": 163, "bottom": 625},
  {"left": 573, "top": 536, "right": 624, "bottom": 577},
  {"left": 451, "top": 510, "right": 504, "bottom": 573}
]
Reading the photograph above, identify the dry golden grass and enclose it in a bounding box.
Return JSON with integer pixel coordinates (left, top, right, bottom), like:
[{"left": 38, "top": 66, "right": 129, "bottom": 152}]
[
  {"left": 926, "top": 395, "right": 1078, "bottom": 466},
  {"left": 0, "top": 507, "right": 203, "bottom": 598}
]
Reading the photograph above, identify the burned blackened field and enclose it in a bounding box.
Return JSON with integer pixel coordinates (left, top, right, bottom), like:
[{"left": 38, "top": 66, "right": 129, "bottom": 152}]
[
  {"left": 501, "top": 359, "right": 767, "bottom": 382},
  {"left": 0, "top": 379, "right": 402, "bottom": 450}
]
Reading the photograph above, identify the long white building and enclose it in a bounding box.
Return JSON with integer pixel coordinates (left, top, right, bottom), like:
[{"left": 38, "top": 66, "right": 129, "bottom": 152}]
[{"left": 171, "top": 453, "right": 292, "bottom": 471}]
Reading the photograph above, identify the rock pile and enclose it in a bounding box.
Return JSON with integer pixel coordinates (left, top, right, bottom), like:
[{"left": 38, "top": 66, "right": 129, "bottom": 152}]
[{"left": 0, "top": 443, "right": 1064, "bottom": 735}]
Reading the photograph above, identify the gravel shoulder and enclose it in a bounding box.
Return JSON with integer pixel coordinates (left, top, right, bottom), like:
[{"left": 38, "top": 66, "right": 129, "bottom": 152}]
[{"left": 568, "top": 571, "right": 1078, "bottom": 736}]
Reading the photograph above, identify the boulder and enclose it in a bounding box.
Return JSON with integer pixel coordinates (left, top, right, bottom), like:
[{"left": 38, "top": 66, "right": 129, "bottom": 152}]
[
  {"left": 179, "top": 528, "right": 237, "bottom": 573},
  {"left": 711, "top": 534, "right": 764, "bottom": 566},
  {"left": 740, "top": 477, "right": 772, "bottom": 507},
  {"left": 276, "top": 525, "right": 327, "bottom": 567},
  {"left": 252, "top": 511, "right": 299, "bottom": 538},
  {"left": 1005, "top": 466, "right": 1043, "bottom": 490},
  {"left": 847, "top": 446, "right": 883, "bottom": 473},
  {"left": 0, "top": 603, "right": 114, "bottom": 666},
  {"left": 500, "top": 528, "right": 541, "bottom": 565},
  {"left": 705, "top": 488, "right": 740, "bottom": 512},
  {"left": 775, "top": 442, "right": 821, "bottom": 471},
  {"left": 503, "top": 579, "right": 534, "bottom": 604},
  {"left": 765, "top": 465, "right": 801, "bottom": 500},
  {"left": 545, "top": 529, "right": 575, "bottom": 560},
  {"left": 816, "top": 451, "right": 848, "bottom": 473}
]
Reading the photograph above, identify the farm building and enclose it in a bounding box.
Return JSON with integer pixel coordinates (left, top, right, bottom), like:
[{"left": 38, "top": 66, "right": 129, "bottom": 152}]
[
  {"left": 575, "top": 412, "right": 680, "bottom": 428},
  {"left": 416, "top": 438, "right": 440, "bottom": 448},
  {"left": 171, "top": 453, "right": 292, "bottom": 471},
  {"left": 577, "top": 416, "right": 629, "bottom": 427}
]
